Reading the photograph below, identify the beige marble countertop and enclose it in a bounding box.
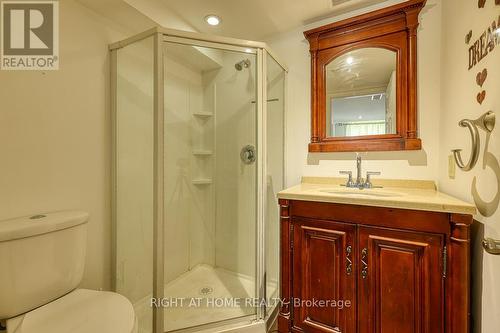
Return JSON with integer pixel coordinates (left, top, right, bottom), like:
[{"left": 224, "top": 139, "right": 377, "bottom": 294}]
[{"left": 277, "top": 177, "right": 477, "bottom": 215}]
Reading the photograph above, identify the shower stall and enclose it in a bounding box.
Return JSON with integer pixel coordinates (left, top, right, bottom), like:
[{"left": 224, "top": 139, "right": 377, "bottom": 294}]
[{"left": 110, "top": 28, "right": 287, "bottom": 333}]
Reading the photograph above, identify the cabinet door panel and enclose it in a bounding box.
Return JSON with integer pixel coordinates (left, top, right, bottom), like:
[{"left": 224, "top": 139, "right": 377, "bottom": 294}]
[
  {"left": 292, "top": 218, "right": 356, "bottom": 333},
  {"left": 358, "top": 226, "right": 444, "bottom": 333}
]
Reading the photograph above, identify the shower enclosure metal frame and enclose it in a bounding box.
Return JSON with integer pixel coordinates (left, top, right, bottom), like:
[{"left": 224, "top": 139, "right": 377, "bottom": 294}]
[{"left": 110, "top": 27, "right": 287, "bottom": 333}]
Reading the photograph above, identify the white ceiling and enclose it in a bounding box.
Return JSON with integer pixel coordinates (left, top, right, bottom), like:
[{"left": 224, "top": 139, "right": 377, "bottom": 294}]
[
  {"left": 326, "top": 48, "right": 396, "bottom": 97},
  {"left": 120, "top": 0, "right": 389, "bottom": 40}
]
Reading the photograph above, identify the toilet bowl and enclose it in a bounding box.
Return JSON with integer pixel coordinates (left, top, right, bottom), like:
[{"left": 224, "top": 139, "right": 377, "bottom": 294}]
[
  {"left": 0, "top": 211, "right": 137, "bottom": 333},
  {"left": 6, "top": 289, "right": 138, "bottom": 333}
]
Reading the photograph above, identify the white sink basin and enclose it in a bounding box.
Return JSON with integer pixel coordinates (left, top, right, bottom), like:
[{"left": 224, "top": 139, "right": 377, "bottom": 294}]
[{"left": 319, "top": 188, "right": 405, "bottom": 198}]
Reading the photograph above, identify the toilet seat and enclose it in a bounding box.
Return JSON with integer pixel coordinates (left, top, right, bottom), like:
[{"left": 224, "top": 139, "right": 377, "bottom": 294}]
[{"left": 6, "top": 289, "right": 138, "bottom": 333}]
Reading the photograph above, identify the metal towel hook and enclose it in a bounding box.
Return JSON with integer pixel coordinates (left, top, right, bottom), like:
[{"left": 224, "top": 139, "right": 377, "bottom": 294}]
[{"left": 452, "top": 111, "right": 495, "bottom": 171}]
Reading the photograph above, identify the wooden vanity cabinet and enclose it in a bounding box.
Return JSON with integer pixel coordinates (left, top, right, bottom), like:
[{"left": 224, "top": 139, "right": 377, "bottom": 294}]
[
  {"left": 278, "top": 199, "right": 472, "bottom": 333},
  {"left": 292, "top": 218, "right": 357, "bottom": 333},
  {"left": 357, "top": 226, "right": 444, "bottom": 333}
]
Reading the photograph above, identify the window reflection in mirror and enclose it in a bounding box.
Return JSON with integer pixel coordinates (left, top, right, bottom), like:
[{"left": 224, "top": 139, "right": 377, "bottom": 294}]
[{"left": 325, "top": 48, "right": 397, "bottom": 137}]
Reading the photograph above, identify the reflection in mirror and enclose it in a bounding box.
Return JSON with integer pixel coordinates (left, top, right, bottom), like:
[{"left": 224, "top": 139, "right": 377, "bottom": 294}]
[{"left": 325, "top": 48, "right": 397, "bottom": 137}]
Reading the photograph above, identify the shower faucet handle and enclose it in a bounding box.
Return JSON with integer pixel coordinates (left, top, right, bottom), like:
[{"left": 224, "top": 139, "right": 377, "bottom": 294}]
[{"left": 240, "top": 145, "right": 256, "bottom": 164}]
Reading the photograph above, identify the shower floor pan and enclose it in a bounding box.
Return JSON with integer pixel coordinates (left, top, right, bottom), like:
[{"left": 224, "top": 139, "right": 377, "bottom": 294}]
[{"left": 134, "top": 264, "right": 277, "bottom": 332}]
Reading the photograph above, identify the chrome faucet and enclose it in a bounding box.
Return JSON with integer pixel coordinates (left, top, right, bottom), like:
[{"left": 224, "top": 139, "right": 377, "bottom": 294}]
[
  {"left": 340, "top": 154, "right": 381, "bottom": 189},
  {"left": 356, "top": 155, "right": 363, "bottom": 187}
]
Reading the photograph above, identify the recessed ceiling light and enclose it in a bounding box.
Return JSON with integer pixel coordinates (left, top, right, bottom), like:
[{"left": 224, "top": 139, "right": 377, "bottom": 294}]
[
  {"left": 358, "top": 115, "right": 363, "bottom": 120},
  {"left": 346, "top": 56, "right": 354, "bottom": 65},
  {"left": 205, "top": 15, "right": 221, "bottom": 26}
]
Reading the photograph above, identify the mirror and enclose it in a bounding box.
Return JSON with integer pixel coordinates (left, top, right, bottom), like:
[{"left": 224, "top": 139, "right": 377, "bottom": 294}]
[
  {"left": 326, "top": 48, "right": 397, "bottom": 137},
  {"left": 304, "top": 0, "right": 425, "bottom": 152}
]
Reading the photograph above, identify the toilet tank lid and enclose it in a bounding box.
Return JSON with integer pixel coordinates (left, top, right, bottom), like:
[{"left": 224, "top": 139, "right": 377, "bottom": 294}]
[{"left": 0, "top": 211, "right": 89, "bottom": 242}]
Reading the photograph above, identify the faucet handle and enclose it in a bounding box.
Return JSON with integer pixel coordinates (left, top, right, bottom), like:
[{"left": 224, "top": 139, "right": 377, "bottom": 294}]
[
  {"left": 365, "top": 171, "right": 381, "bottom": 188},
  {"left": 340, "top": 171, "right": 354, "bottom": 187}
]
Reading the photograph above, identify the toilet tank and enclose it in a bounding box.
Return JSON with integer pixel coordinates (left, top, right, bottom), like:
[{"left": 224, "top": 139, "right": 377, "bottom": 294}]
[{"left": 0, "top": 211, "right": 89, "bottom": 320}]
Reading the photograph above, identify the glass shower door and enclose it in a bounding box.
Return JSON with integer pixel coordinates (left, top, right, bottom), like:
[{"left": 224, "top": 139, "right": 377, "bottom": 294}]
[
  {"left": 162, "top": 40, "right": 258, "bottom": 331},
  {"left": 265, "top": 52, "right": 285, "bottom": 316},
  {"left": 114, "top": 36, "right": 155, "bottom": 333}
]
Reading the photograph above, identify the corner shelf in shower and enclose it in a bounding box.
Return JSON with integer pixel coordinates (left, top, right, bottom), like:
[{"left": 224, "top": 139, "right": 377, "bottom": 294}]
[
  {"left": 191, "top": 179, "right": 213, "bottom": 185},
  {"left": 192, "top": 150, "right": 213, "bottom": 156},
  {"left": 191, "top": 83, "right": 215, "bottom": 190},
  {"left": 193, "top": 112, "right": 213, "bottom": 118}
]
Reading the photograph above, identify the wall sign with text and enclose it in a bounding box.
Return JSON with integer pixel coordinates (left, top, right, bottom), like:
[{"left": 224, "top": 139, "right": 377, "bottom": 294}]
[
  {"left": 457, "top": 6, "right": 500, "bottom": 217},
  {"left": 0, "top": 1, "right": 59, "bottom": 70}
]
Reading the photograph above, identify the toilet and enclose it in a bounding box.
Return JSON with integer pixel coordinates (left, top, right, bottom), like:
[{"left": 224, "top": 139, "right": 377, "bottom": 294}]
[{"left": 0, "top": 211, "right": 138, "bottom": 333}]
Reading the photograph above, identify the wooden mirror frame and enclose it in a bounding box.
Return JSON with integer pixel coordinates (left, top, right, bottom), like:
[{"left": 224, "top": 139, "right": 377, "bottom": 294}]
[{"left": 305, "top": 0, "right": 426, "bottom": 152}]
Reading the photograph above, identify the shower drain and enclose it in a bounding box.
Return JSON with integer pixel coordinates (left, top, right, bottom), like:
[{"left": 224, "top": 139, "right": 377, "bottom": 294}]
[{"left": 199, "top": 286, "right": 214, "bottom": 295}]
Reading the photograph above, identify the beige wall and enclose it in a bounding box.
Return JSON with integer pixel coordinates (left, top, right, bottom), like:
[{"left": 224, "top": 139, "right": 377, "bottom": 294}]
[
  {"left": 0, "top": 0, "right": 150, "bottom": 291},
  {"left": 440, "top": 1, "right": 500, "bottom": 332},
  {"left": 266, "top": 0, "right": 442, "bottom": 186}
]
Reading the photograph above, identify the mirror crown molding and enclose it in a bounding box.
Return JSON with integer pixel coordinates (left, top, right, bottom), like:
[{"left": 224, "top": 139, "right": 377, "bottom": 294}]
[{"left": 304, "top": 0, "right": 426, "bottom": 152}]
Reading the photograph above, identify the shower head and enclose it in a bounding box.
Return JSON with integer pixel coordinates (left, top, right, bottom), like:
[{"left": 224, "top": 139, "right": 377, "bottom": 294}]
[{"left": 235, "top": 59, "right": 251, "bottom": 71}]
